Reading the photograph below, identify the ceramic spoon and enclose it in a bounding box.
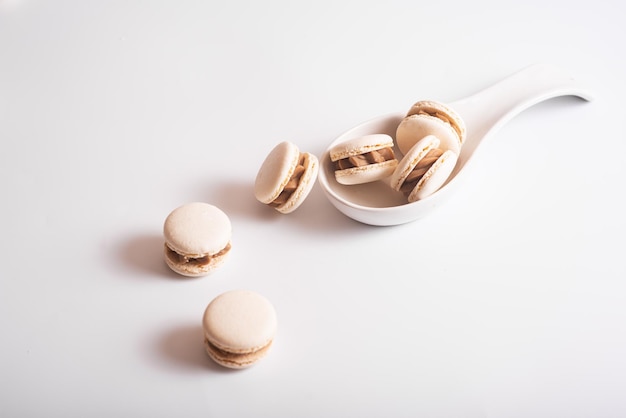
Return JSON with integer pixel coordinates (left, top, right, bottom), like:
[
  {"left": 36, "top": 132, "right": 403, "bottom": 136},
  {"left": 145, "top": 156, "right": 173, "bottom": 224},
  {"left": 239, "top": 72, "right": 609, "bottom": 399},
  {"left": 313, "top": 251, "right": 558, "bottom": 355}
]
[{"left": 317, "top": 63, "right": 593, "bottom": 226}]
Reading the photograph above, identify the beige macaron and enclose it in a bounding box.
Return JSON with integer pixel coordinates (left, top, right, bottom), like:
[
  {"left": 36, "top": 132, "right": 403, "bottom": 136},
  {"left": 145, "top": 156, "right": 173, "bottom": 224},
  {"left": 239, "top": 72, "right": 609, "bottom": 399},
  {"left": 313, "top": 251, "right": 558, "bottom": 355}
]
[
  {"left": 203, "top": 290, "right": 277, "bottom": 369},
  {"left": 396, "top": 100, "right": 466, "bottom": 155},
  {"left": 254, "top": 141, "right": 319, "bottom": 214},
  {"left": 329, "top": 134, "right": 398, "bottom": 185},
  {"left": 163, "top": 202, "right": 232, "bottom": 277},
  {"left": 390, "top": 135, "right": 458, "bottom": 202}
]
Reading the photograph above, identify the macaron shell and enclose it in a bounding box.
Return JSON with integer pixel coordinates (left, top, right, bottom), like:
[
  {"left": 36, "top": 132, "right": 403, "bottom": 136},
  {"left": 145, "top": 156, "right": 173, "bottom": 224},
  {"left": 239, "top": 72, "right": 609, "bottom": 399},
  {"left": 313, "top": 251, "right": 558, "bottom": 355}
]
[
  {"left": 275, "top": 152, "right": 319, "bottom": 214},
  {"left": 329, "top": 134, "right": 394, "bottom": 161},
  {"left": 203, "top": 290, "right": 277, "bottom": 355},
  {"left": 408, "top": 149, "right": 458, "bottom": 202},
  {"left": 390, "top": 135, "right": 440, "bottom": 191},
  {"left": 406, "top": 100, "right": 466, "bottom": 144},
  {"left": 396, "top": 114, "right": 461, "bottom": 155},
  {"left": 163, "top": 202, "right": 232, "bottom": 257},
  {"left": 254, "top": 141, "right": 300, "bottom": 204},
  {"left": 334, "top": 159, "right": 398, "bottom": 185}
]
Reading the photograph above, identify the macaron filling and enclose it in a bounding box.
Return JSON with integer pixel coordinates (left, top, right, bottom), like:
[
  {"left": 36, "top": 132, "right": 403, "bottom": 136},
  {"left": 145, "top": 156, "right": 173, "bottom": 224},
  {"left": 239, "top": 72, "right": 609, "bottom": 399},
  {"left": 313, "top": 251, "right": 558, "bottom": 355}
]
[
  {"left": 165, "top": 242, "right": 231, "bottom": 267},
  {"left": 398, "top": 148, "right": 444, "bottom": 194},
  {"left": 269, "top": 153, "right": 307, "bottom": 208},
  {"left": 204, "top": 337, "right": 273, "bottom": 368},
  {"left": 334, "top": 147, "right": 396, "bottom": 170}
]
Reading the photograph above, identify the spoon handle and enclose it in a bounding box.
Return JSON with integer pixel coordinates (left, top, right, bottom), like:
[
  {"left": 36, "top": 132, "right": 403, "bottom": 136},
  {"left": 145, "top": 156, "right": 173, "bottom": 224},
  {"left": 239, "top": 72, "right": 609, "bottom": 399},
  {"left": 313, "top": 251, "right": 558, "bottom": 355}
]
[{"left": 451, "top": 63, "right": 593, "bottom": 158}]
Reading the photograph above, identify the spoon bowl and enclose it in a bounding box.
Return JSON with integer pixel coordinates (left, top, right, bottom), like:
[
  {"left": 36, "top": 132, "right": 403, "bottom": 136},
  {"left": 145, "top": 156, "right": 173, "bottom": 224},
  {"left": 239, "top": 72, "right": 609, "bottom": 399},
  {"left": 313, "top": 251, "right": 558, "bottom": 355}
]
[{"left": 318, "top": 64, "right": 593, "bottom": 226}]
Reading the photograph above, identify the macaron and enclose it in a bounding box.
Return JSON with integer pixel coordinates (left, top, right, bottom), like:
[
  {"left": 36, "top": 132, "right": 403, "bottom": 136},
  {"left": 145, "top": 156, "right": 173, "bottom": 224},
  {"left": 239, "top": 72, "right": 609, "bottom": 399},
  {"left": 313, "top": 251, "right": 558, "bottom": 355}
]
[
  {"left": 254, "top": 141, "right": 319, "bottom": 214},
  {"left": 329, "top": 133, "right": 398, "bottom": 185},
  {"left": 163, "top": 202, "right": 232, "bottom": 277},
  {"left": 203, "top": 290, "right": 277, "bottom": 369},
  {"left": 396, "top": 100, "right": 466, "bottom": 155},
  {"left": 389, "top": 135, "right": 458, "bottom": 202}
]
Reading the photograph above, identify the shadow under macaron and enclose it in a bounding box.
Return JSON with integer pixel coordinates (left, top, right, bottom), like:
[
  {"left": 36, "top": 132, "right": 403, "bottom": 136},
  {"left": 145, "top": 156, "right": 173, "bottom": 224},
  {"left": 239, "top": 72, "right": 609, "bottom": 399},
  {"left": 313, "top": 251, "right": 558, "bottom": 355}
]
[
  {"left": 154, "top": 323, "right": 233, "bottom": 374},
  {"left": 200, "top": 179, "right": 276, "bottom": 222},
  {"left": 201, "top": 178, "right": 374, "bottom": 236},
  {"left": 116, "top": 233, "right": 188, "bottom": 280}
]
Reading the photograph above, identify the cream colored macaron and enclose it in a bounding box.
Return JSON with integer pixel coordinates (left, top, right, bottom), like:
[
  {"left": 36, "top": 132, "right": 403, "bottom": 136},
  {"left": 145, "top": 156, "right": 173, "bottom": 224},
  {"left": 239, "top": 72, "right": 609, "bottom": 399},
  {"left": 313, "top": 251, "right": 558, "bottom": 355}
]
[
  {"left": 163, "top": 202, "right": 232, "bottom": 277},
  {"left": 254, "top": 141, "right": 319, "bottom": 214},
  {"left": 329, "top": 134, "right": 398, "bottom": 185},
  {"left": 203, "top": 290, "right": 277, "bottom": 369},
  {"left": 390, "top": 135, "right": 458, "bottom": 202},
  {"left": 396, "top": 100, "right": 466, "bottom": 155}
]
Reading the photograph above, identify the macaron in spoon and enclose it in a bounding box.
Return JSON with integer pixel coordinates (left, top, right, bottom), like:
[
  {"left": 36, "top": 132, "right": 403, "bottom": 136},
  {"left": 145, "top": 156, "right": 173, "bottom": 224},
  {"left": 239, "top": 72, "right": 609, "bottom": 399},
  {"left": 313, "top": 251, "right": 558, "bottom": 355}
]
[
  {"left": 329, "top": 133, "right": 398, "bottom": 185},
  {"left": 317, "top": 64, "right": 592, "bottom": 226},
  {"left": 254, "top": 141, "right": 319, "bottom": 214},
  {"left": 396, "top": 100, "right": 466, "bottom": 155},
  {"left": 203, "top": 289, "right": 277, "bottom": 369},
  {"left": 163, "top": 202, "right": 232, "bottom": 277},
  {"left": 390, "top": 135, "right": 458, "bottom": 202}
]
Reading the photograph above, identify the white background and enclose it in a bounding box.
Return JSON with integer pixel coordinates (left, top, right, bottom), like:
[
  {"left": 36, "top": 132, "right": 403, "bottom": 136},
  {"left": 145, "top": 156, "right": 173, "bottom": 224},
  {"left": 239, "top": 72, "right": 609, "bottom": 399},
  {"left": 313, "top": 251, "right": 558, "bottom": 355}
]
[{"left": 1, "top": 1, "right": 625, "bottom": 417}]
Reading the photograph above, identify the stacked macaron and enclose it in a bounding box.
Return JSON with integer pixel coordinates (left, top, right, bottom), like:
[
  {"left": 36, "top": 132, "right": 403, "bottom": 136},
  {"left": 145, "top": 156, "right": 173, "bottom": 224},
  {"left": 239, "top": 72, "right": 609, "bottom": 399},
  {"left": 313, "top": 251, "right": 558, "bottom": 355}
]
[
  {"left": 389, "top": 135, "right": 458, "bottom": 203},
  {"left": 203, "top": 289, "right": 277, "bottom": 369},
  {"left": 328, "top": 134, "right": 398, "bottom": 185},
  {"left": 396, "top": 100, "right": 466, "bottom": 155},
  {"left": 163, "top": 202, "right": 232, "bottom": 277},
  {"left": 254, "top": 141, "right": 319, "bottom": 214},
  {"left": 327, "top": 100, "right": 465, "bottom": 203}
]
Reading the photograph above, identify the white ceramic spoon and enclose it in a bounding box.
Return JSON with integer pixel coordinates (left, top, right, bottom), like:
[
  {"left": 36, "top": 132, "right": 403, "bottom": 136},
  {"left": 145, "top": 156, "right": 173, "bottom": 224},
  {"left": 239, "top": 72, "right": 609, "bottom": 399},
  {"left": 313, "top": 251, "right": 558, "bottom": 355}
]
[{"left": 317, "top": 64, "right": 593, "bottom": 226}]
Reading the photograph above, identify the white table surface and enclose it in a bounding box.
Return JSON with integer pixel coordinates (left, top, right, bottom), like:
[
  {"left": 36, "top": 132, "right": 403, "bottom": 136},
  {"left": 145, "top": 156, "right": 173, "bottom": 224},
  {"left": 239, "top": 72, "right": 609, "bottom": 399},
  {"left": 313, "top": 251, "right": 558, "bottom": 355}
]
[{"left": 1, "top": 1, "right": 625, "bottom": 417}]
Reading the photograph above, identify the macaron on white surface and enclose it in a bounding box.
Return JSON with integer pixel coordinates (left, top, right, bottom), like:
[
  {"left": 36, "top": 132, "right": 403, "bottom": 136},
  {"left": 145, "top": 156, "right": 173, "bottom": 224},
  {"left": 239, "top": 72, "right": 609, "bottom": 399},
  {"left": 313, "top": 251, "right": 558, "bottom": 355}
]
[
  {"left": 254, "top": 141, "right": 319, "bottom": 214},
  {"left": 390, "top": 135, "right": 458, "bottom": 202},
  {"left": 396, "top": 100, "right": 466, "bottom": 155},
  {"left": 203, "top": 290, "right": 277, "bottom": 369},
  {"left": 163, "top": 202, "right": 232, "bottom": 277},
  {"left": 329, "top": 133, "right": 398, "bottom": 185}
]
